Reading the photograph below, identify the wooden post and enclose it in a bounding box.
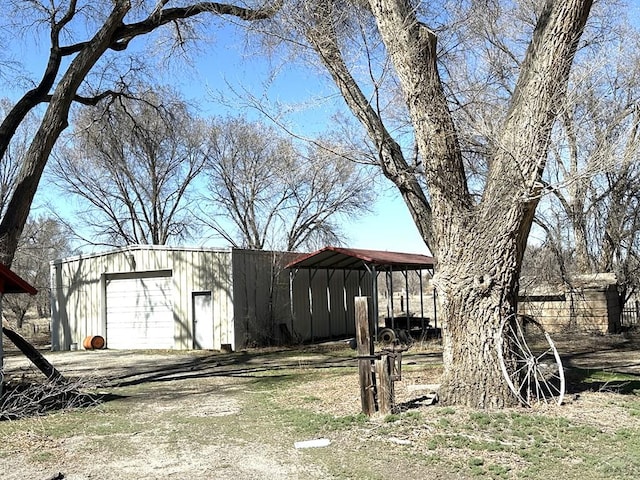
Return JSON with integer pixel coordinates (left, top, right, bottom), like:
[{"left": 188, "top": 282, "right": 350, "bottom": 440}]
[
  {"left": 375, "top": 354, "right": 394, "bottom": 415},
  {"left": 355, "top": 296, "right": 376, "bottom": 416}
]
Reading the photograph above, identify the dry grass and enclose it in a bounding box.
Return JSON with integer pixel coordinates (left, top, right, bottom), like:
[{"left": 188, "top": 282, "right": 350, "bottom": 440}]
[{"left": 1, "top": 335, "right": 639, "bottom": 479}]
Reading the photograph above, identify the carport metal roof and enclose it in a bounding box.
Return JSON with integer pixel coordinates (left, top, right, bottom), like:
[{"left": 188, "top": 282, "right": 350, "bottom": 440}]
[
  {"left": 285, "top": 246, "right": 435, "bottom": 272},
  {"left": 0, "top": 263, "right": 37, "bottom": 294}
]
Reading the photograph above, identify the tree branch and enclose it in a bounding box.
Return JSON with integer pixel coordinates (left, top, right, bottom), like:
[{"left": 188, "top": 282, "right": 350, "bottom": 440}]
[{"left": 110, "top": 1, "right": 281, "bottom": 51}]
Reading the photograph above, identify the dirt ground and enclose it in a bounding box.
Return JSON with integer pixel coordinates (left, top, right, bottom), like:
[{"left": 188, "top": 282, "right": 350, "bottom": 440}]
[
  {"left": 6, "top": 330, "right": 639, "bottom": 376},
  {"left": 1, "top": 333, "right": 639, "bottom": 479}
]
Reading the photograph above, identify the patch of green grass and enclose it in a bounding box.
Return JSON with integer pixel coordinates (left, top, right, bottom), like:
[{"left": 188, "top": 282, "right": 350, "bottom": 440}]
[
  {"left": 30, "top": 451, "right": 56, "bottom": 462},
  {"left": 566, "top": 368, "right": 640, "bottom": 394},
  {"left": 411, "top": 407, "right": 640, "bottom": 479},
  {"left": 470, "top": 412, "right": 493, "bottom": 426},
  {"left": 404, "top": 410, "right": 422, "bottom": 421},
  {"left": 438, "top": 417, "right": 452, "bottom": 428},
  {"left": 488, "top": 463, "right": 512, "bottom": 478},
  {"left": 279, "top": 408, "right": 369, "bottom": 435},
  {"left": 301, "top": 395, "right": 322, "bottom": 403}
]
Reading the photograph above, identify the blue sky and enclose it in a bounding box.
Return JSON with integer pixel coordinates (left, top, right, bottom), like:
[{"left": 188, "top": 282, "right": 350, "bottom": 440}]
[
  {"left": 172, "top": 24, "right": 430, "bottom": 254},
  {"left": 19, "top": 17, "right": 430, "bottom": 255}
]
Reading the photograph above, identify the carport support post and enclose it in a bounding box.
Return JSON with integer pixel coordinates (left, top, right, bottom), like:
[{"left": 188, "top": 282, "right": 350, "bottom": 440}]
[{"left": 355, "top": 296, "right": 376, "bottom": 416}]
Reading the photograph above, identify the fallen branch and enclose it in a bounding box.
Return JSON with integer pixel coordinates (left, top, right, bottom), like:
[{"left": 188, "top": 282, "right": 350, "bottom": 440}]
[
  {"left": 1, "top": 372, "right": 102, "bottom": 420},
  {"left": 2, "top": 326, "right": 66, "bottom": 383}
]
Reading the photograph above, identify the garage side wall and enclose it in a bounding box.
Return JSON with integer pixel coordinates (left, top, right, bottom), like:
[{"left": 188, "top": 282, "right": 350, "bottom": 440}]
[
  {"left": 51, "top": 255, "right": 105, "bottom": 351},
  {"left": 231, "top": 249, "right": 296, "bottom": 348},
  {"left": 51, "top": 247, "right": 234, "bottom": 351}
]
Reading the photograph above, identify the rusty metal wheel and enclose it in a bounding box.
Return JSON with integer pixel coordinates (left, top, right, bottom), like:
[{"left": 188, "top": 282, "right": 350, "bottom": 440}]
[
  {"left": 377, "top": 327, "right": 397, "bottom": 344},
  {"left": 497, "top": 315, "right": 565, "bottom": 406}
]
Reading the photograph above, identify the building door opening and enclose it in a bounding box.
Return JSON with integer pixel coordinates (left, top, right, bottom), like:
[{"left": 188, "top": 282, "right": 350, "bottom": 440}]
[{"left": 193, "top": 292, "right": 213, "bottom": 349}]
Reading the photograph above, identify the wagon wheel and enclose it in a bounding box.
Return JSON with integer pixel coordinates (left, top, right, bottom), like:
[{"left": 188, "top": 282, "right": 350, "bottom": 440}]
[{"left": 497, "top": 315, "right": 565, "bottom": 407}]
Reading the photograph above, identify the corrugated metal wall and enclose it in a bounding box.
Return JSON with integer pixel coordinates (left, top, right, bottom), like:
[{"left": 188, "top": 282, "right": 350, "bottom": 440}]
[
  {"left": 231, "top": 250, "right": 296, "bottom": 347},
  {"left": 50, "top": 246, "right": 369, "bottom": 351},
  {"left": 290, "top": 268, "right": 373, "bottom": 342},
  {"left": 50, "top": 246, "right": 234, "bottom": 351}
]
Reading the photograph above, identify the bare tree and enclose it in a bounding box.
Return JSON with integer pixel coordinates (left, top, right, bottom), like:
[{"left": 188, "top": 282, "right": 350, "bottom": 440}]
[
  {"left": 0, "top": 0, "right": 278, "bottom": 266},
  {"left": 534, "top": 19, "right": 640, "bottom": 301},
  {"left": 4, "top": 216, "right": 71, "bottom": 328},
  {"left": 53, "top": 88, "right": 208, "bottom": 246},
  {"left": 262, "top": 0, "right": 594, "bottom": 407},
  {"left": 201, "top": 116, "right": 375, "bottom": 251}
]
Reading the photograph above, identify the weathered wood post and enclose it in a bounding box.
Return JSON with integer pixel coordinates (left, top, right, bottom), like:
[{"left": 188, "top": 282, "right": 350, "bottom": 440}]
[
  {"left": 355, "top": 296, "right": 376, "bottom": 415},
  {"left": 375, "top": 354, "right": 393, "bottom": 415}
]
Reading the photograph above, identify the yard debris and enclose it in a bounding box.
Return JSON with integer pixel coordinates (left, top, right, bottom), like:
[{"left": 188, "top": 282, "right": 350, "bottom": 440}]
[
  {"left": 294, "top": 438, "right": 331, "bottom": 449},
  {"left": 1, "top": 373, "right": 101, "bottom": 420},
  {"left": 389, "top": 437, "right": 412, "bottom": 445},
  {"left": 43, "top": 473, "right": 64, "bottom": 480}
]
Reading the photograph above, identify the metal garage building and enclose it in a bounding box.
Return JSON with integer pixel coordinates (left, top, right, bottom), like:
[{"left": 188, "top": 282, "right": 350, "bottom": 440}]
[
  {"left": 50, "top": 246, "right": 295, "bottom": 351},
  {"left": 50, "top": 245, "right": 434, "bottom": 351}
]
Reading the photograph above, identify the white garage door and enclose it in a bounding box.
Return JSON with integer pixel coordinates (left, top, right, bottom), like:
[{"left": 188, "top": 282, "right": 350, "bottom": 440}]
[{"left": 106, "top": 272, "right": 174, "bottom": 349}]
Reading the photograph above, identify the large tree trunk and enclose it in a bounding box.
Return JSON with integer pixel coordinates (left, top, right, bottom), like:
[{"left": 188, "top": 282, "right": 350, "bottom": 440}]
[
  {"left": 0, "top": 1, "right": 132, "bottom": 266},
  {"left": 305, "top": 0, "right": 591, "bottom": 406},
  {"left": 435, "top": 219, "right": 529, "bottom": 407},
  {"left": 366, "top": 0, "right": 592, "bottom": 407}
]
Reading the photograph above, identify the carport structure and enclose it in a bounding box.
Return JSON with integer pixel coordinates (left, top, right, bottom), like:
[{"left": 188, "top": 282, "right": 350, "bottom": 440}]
[{"left": 286, "top": 247, "right": 436, "bottom": 340}]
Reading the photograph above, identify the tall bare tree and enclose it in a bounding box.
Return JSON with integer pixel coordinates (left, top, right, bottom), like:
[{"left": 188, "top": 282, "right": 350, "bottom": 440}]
[
  {"left": 53, "top": 88, "right": 208, "bottom": 246},
  {"left": 265, "top": 0, "right": 593, "bottom": 407},
  {"left": 533, "top": 19, "right": 640, "bottom": 300},
  {"left": 201, "top": 117, "right": 374, "bottom": 251},
  {"left": 0, "top": 0, "right": 278, "bottom": 266}
]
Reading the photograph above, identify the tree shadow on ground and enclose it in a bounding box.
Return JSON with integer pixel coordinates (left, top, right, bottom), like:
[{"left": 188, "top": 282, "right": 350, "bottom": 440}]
[
  {"left": 563, "top": 367, "right": 640, "bottom": 396},
  {"left": 559, "top": 337, "right": 640, "bottom": 396},
  {"left": 107, "top": 346, "right": 358, "bottom": 388}
]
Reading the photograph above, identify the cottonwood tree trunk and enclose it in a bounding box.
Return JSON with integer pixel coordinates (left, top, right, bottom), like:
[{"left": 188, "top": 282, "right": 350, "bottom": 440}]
[
  {"left": 0, "top": 1, "right": 131, "bottom": 266},
  {"left": 306, "top": 0, "right": 592, "bottom": 406},
  {"left": 374, "top": 0, "right": 591, "bottom": 407},
  {"left": 434, "top": 213, "right": 533, "bottom": 407}
]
